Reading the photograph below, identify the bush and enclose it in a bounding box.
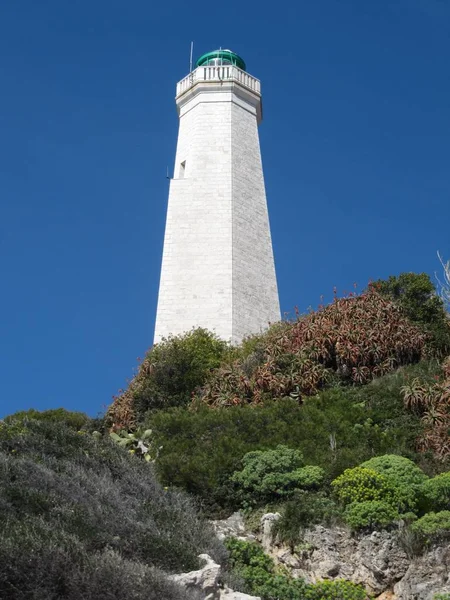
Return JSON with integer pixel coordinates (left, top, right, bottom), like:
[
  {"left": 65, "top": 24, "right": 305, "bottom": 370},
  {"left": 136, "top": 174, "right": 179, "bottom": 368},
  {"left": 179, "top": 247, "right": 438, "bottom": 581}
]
[
  {"left": 332, "top": 467, "right": 398, "bottom": 507},
  {"left": 411, "top": 511, "right": 450, "bottom": 543},
  {"left": 0, "top": 518, "right": 194, "bottom": 600},
  {"left": 373, "top": 272, "right": 450, "bottom": 357},
  {"left": 147, "top": 362, "right": 431, "bottom": 515},
  {"left": 0, "top": 417, "right": 224, "bottom": 594},
  {"left": 421, "top": 472, "right": 450, "bottom": 511},
  {"left": 107, "top": 328, "right": 230, "bottom": 428},
  {"left": 307, "top": 580, "right": 368, "bottom": 599},
  {"left": 361, "top": 454, "right": 427, "bottom": 489},
  {"left": 4, "top": 408, "right": 89, "bottom": 430},
  {"left": 224, "top": 538, "right": 368, "bottom": 600},
  {"left": 361, "top": 454, "right": 427, "bottom": 512},
  {"left": 344, "top": 500, "right": 399, "bottom": 530},
  {"left": 231, "top": 445, "right": 324, "bottom": 506},
  {"left": 274, "top": 491, "right": 342, "bottom": 547}
]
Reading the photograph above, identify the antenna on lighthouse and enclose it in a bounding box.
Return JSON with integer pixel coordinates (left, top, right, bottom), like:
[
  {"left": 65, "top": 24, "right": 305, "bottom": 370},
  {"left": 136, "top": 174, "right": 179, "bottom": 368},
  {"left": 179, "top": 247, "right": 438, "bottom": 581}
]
[{"left": 189, "top": 41, "right": 194, "bottom": 73}]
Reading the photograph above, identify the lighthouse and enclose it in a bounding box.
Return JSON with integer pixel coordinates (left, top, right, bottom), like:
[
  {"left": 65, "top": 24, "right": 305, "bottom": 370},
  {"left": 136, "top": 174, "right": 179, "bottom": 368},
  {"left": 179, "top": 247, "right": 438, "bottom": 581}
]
[{"left": 154, "top": 49, "right": 280, "bottom": 344}]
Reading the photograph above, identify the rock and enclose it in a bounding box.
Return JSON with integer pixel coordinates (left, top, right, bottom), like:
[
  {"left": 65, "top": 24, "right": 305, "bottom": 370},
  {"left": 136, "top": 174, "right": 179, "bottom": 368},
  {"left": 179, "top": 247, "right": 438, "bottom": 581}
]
[
  {"left": 276, "top": 549, "right": 301, "bottom": 569},
  {"left": 393, "top": 543, "right": 450, "bottom": 600},
  {"left": 265, "top": 526, "right": 410, "bottom": 596},
  {"left": 172, "top": 554, "right": 261, "bottom": 600},
  {"left": 208, "top": 514, "right": 450, "bottom": 600},
  {"left": 171, "top": 554, "right": 221, "bottom": 597},
  {"left": 321, "top": 560, "right": 341, "bottom": 577},
  {"left": 212, "top": 512, "right": 255, "bottom": 542},
  {"left": 260, "top": 512, "right": 281, "bottom": 551}
]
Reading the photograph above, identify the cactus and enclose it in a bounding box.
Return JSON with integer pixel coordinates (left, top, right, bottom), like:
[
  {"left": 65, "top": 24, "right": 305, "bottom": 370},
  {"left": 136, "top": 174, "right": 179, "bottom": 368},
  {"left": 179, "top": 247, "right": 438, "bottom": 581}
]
[{"left": 109, "top": 428, "right": 161, "bottom": 462}]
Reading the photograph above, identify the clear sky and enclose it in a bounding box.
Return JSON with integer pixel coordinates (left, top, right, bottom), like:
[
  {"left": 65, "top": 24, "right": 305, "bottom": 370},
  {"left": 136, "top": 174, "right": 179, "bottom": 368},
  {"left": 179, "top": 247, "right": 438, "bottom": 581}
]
[{"left": 1, "top": 0, "right": 449, "bottom": 418}]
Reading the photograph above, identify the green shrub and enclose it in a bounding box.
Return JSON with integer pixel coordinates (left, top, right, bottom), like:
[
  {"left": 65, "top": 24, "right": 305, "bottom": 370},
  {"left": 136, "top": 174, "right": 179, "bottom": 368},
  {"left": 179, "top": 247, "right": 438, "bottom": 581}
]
[
  {"left": 361, "top": 454, "right": 427, "bottom": 512},
  {"left": 332, "top": 467, "right": 398, "bottom": 506},
  {"left": 4, "top": 408, "right": 89, "bottom": 430},
  {"left": 108, "top": 328, "right": 230, "bottom": 428},
  {"left": 344, "top": 500, "right": 399, "bottom": 530},
  {"left": 373, "top": 272, "right": 450, "bottom": 357},
  {"left": 433, "top": 594, "right": 450, "bottom": 600},
  {"left": 231, "top": 445, "right": 324, "bottom": 506},
  {"left": 225, "top": 537, "right": 274, "bottom": 573},
  {"left": 361, "top": 454, "right": 427, "bottom": 489},
  {"left": 420, "top": 472, "right": 450, "bottom": 512},
  {"left": 307, "top": 579, "right": 368, "bottom": 599},
  {"left": 147, "top": 361, "right": 432, "bottom": 516},
  {"left": 411, "top": 511, "right": 450, "bottom": 542}
]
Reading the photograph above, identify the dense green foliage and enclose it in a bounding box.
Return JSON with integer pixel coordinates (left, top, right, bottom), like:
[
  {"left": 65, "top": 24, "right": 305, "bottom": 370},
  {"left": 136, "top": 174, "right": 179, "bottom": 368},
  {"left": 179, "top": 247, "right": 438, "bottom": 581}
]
[
  {"left": 108, "top": 328, "right": 229, "bottom": 428},
  {"left": 361, "top": 455, "right": 427, "bottom": 494},
  {"left": 148, "top": 361, "right": 442, "bottom": 515},
  {"left": 421, "top": 472, "right": 450, "bottom": 511},
  {"left": 360, "top": 454, "right": 428, "bottom": 513},
  {"left": 332, "top": 467, "right": 397, "bottom": 506},
  {"left": 0, "top": 416, "right": 223, "bottom": 600},
  {"left": 343, "top": 500, "right": 399, "bottom": 530},
  {"left": 373, "top": 272, "right": 450, "bottom": 356},
  {"left": 225, "top": 538, "right": 369, "bottom": 600},
  {"left": 330, "top": 461, "right": 448, "bottom": 530},
  {"left": 231, "top": 445, "right": 324, "bottom": 506},
  {"left": 331, "top": 467, "right": 402, "bottom": 530},
  {"left": 3, "top": 407, "right": 90, "bottom": 430},
  {"left": 411, "top": 511, "right": 450, "bottom": 541}
]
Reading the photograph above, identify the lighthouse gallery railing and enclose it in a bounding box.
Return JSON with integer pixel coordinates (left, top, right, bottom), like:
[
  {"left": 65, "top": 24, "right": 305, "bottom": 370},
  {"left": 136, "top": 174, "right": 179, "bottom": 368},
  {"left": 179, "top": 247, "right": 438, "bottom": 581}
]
[{"left": 176, "top": 65, "right": 261, "bottom": 97}]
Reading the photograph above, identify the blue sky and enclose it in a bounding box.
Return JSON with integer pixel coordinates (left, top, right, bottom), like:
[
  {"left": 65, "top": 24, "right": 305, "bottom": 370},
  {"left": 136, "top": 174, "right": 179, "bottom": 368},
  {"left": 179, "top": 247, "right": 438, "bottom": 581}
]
[{"left": 1, "top": 0, "right": 449, "bottom": 418}]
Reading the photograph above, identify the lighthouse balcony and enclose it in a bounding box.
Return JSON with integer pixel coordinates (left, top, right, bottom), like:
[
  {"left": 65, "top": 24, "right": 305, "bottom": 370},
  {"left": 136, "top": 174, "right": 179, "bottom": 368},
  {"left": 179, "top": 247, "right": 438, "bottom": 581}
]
[{"left": 176, "top": 65, "right": 261, "bottom": 98}]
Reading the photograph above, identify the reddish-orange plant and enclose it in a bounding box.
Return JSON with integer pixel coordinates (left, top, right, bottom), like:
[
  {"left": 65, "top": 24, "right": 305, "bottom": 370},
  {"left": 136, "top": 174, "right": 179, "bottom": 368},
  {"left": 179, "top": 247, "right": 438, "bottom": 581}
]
[
  {"left": 201, "top": 291, "right": 427, "bottom": 407},
  {"left": 402, "top": 357, "right": 450, "bottom": 459}
]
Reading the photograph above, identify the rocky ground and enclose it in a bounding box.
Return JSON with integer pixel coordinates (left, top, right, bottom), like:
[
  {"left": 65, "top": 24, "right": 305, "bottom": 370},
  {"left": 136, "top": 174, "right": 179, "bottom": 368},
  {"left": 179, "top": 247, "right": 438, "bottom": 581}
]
[{"left": 205, "top": 512, "right": 450, "bottom": 600}]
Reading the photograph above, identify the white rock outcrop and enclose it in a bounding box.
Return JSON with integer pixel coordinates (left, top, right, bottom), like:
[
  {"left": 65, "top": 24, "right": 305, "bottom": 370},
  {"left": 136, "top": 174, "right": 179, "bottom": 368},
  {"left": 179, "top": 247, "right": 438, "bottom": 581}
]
[
  {"left": 212, "top": 512, "right": 255, "bottom": 542},
  {"left": 171, "top": 554, "right": 260, "bottom": 600}
]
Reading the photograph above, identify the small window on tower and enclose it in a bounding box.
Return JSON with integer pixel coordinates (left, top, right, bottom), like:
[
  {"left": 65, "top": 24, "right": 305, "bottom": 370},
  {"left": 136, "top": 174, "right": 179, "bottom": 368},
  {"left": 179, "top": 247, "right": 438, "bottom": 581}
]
[{"left": 180, "top": 161, "right": 186, "bottom": 179}]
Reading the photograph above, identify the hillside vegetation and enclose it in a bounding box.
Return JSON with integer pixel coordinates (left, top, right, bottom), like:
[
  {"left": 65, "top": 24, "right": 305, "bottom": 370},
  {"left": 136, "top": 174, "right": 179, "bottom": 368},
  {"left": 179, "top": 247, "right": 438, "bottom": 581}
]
[
  {"left": 106, "top": 272, "right": 450, "bottom": 541},
  {"left": 2, "top": 272, "right": 450, "bottom": 600},
  {"left": 0, "top": 413, "right": 223, "bottom": 600}
]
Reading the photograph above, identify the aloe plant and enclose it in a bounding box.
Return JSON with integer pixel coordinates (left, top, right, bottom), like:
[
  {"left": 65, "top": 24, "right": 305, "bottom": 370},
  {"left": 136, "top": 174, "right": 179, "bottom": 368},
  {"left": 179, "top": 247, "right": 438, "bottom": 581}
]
[{"left": 202, "top": 290, "right": 426, "bottom": 408}]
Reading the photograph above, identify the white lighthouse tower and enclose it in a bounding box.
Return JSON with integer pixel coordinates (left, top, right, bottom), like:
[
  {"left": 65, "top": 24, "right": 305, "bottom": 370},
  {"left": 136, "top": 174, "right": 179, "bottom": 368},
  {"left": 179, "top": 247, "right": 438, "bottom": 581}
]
[{"left": 154, "top": 49, "right": 280, "bottom": 344}]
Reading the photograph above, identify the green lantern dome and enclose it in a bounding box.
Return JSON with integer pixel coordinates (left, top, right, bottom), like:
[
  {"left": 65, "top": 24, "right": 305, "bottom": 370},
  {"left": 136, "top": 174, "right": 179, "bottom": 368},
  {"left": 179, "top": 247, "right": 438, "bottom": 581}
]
[{"left": 195, "top": 49, "right": 246, "bottom": 71}]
